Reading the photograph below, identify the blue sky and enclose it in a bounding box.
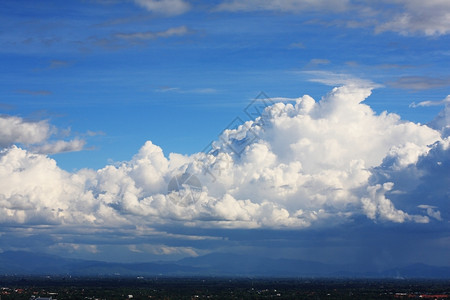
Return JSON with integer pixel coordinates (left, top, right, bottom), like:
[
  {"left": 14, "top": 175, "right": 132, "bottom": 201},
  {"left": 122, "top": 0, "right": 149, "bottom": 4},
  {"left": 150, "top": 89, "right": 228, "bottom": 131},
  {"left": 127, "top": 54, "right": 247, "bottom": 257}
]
[{"left": 0, "top": 0, "right": 449, "bottom": 269}]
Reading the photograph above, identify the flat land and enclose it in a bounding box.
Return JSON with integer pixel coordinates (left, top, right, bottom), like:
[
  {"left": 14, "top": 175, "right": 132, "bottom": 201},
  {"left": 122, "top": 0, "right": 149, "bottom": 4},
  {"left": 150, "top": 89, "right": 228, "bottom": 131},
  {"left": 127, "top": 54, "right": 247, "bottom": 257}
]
[{"left": 0, "top": 277, "right": 449, "bottom": 299}]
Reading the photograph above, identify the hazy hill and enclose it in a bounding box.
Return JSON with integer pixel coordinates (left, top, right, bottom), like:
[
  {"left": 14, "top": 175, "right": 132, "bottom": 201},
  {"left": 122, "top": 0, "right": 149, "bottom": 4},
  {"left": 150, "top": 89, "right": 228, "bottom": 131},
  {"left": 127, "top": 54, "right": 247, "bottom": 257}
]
[{"left": 0, "top": 251, "right": 449, "bottom": 278}]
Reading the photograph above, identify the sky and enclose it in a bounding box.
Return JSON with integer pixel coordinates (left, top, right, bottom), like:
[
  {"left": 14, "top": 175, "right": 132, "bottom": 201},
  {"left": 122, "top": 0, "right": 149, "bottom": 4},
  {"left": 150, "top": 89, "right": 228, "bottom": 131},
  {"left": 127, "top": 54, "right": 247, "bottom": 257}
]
[{"left": 0, "top": 0, "right": 449, "bottom": 269}]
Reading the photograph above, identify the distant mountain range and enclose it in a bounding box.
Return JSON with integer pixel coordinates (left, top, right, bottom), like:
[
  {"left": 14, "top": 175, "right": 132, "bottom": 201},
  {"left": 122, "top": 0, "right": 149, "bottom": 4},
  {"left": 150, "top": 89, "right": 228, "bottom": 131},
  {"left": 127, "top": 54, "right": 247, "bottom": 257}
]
[{"left": 1, "top": 251, "right": 449, "bottom": 279}]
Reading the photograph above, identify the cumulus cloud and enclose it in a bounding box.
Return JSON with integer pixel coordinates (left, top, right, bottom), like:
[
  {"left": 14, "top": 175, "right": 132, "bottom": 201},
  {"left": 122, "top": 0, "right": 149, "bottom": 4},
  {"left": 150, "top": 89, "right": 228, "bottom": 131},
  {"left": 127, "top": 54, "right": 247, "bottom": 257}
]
[
  {"left": 418, "top": 205, "right": 442, "bottom": 221},
  {"left": 370, "top": 137, "right": 450, "bottom": 224},
  {"left": 0, "top": 114, "right": 87, "bottom": 154},
  {"left": 0, "top": 116, "right": 51, "bottom": 147},
  {"left": 430, "top": 105, "right": 450, "bottom": 137},
  {"left": 133, "top": 0, "right": 190, "bottom": 16},
  {"left": 0, "top": 84, "right": 447, "bottom": 235}
]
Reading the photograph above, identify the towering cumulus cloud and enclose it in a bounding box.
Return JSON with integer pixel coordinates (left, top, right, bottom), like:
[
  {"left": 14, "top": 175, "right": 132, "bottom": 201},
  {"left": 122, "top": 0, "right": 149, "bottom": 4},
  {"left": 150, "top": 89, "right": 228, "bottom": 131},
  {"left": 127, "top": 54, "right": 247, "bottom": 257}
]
[{"left": 0, "top": 85, "right": 448, "bottom": 232}]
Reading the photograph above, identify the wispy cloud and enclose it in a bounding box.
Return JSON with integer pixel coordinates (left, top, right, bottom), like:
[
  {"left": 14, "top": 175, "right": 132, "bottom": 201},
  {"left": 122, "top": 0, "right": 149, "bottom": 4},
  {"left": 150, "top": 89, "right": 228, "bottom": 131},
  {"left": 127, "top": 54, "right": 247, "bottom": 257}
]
[
  {"left": 115, "top": 25, "right": 190, "bottom": 40},
  {"left": 15, "top": 90, "right": 52, "bottom": 96},
  {"left": 410, "top": 95, "right": 450, "bottom": 107},
  {"left": 302, "top": 70, "right": 382, "bottom": 88},
  {"left": 376, "top": 63, "right": 415, "bottom": 70},
  {"left": 374, "top": 0, "right": 450, "bottom": 36},
  {"left": 130, "top": 244, "right": 200, "bottom": 257},
  {"left": 305, "top": 58, "right": 331, "bottom": 68},
  {"left": 133, "top": 0, "right": 191, "bottom": 16},
  {"left": 388, "top": 76, "right": 450, "bottom": 90},
  {"left": 32, "top": 138, "right": 86, "bottom": 155},
  {"left": 156, "top": 86, "right": 218, "bottom": 94},
  {"left": 49, "top": 60, "right": 71, "bottom": 69},
  {"left": 85, "top": 130, "right": 106, "bottom": 137},
  {"left": 215, "top": 0, "right": 349, "bottom": 13},
  {"left": 215, "top": 0, "right": 450, "bottom": 36},
  {"left": 289, "top": 42, "right": 306, "bottom": 49},
  {"left": 0, "top": 103, "right": 15, "bottom": 111}
]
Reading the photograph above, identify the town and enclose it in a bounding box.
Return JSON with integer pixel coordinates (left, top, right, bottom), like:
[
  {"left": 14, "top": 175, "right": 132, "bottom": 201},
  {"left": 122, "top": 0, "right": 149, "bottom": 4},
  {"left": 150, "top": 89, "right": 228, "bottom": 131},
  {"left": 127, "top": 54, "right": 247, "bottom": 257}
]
[{"left": 0, "top": 277, "right": 449, "bottom": 299}]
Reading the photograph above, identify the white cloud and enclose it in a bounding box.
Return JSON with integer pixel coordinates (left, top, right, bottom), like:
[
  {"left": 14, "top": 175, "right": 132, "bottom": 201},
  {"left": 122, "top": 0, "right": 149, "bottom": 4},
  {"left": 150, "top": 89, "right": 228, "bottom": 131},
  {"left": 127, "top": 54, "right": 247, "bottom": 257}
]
[
  {"left": 418, "top": 205, "right": 442, "bottom": 221},
  {"left": 0, "top": 84, "right": 447, "bottom": 234},
  {"left": 362, "top": 182, "right": 411, "bottom": 223},
  {"left": 0, "top": 116, "right": 51, "bottom": 147},
  {"left": 133, "top": 0, "right": 190, "bottom": 16},
  {"left": 430, "top": 105, "right": 450, "bottom": 137},
  {"left": 115, "top": 26, "right": 189, "bottom": 40},
  {"left": 302, "top": 71, "right": 382, "bottom": 88},
  {"left": 32, "top": 138, "right": 86, "bottom": 154},
  {"left": 375, "top": 0, "right": 450, "bottom": 36},
  {"left": 0, "top": 146, "right": 98, "bottom": 225},
  {"left": 156, "top": 86, "right": 218, "bottom": 94},
  {"left": 215, "top": 0, "right": 450, "bottom": 36},
  {"left": 0, "top": 114, "right": 87, "bottom": 154},
  {"left": 410, "top": 95, "right": 450, "bottom": 137},
  {"left": 410, "top": 95, "right": 450, "bottom": 108}
]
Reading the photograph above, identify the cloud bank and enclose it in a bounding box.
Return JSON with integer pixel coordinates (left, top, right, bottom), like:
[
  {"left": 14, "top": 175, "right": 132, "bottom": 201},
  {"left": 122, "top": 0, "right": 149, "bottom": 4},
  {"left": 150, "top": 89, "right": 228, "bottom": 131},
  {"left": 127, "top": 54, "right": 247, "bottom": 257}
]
[{"left": 0, "top": 84, "right": 448, "bottom": 234}]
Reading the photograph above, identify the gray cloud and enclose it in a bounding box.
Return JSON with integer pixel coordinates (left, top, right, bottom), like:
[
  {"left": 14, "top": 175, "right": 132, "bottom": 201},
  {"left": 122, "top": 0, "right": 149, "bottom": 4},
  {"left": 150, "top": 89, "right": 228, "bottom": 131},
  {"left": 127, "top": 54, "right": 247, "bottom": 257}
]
[
  {"left": 15, "top": 90, "right": 52, "bottom": 96},
  {"left": 375, "top": 0, "right": 450, "bottom": 36},
  {"left": 0, "top": 116, "right": 51, "bottom": 147},
  {"left": 32, "top": 138, "right": 86, "bottom": 154},
  {"left": 388, "top": 76, "right": 450, "bottom": 90}
]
